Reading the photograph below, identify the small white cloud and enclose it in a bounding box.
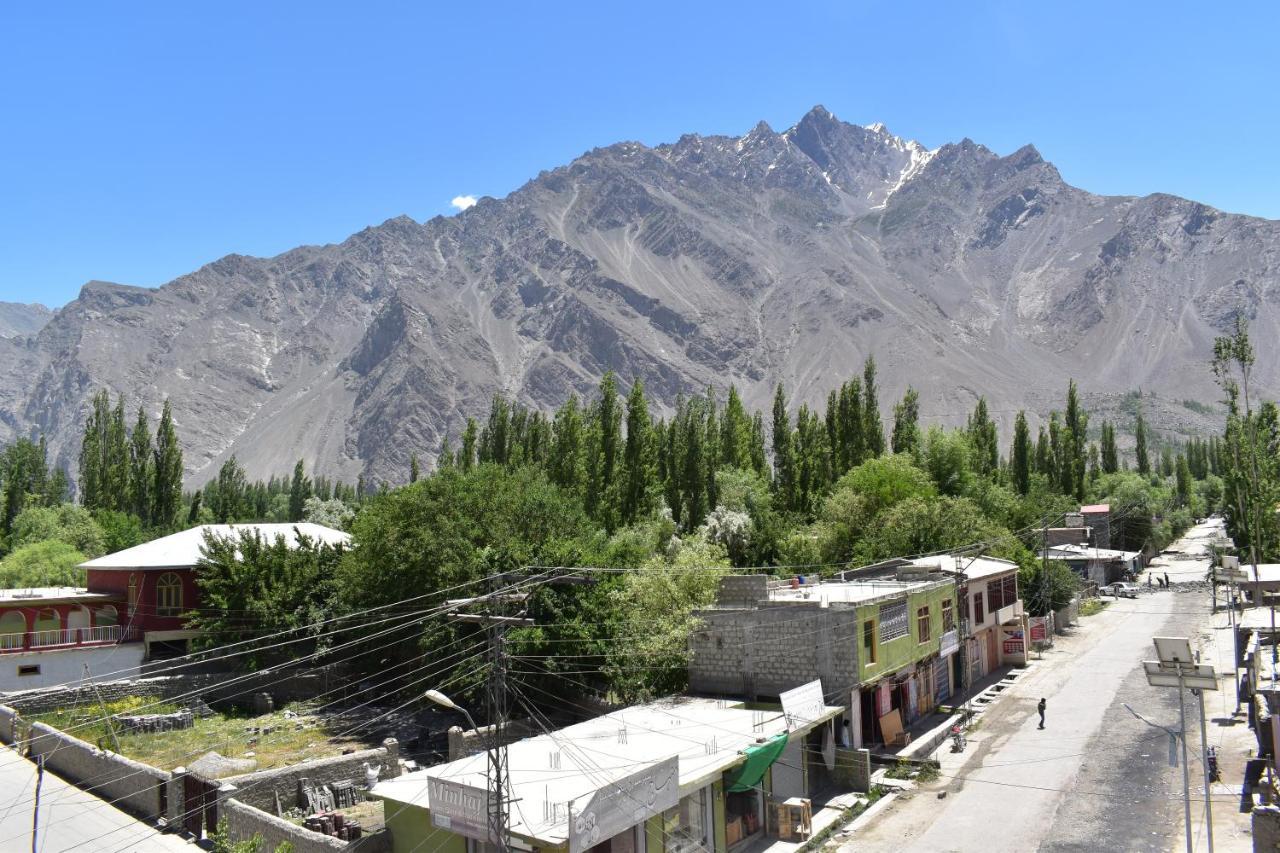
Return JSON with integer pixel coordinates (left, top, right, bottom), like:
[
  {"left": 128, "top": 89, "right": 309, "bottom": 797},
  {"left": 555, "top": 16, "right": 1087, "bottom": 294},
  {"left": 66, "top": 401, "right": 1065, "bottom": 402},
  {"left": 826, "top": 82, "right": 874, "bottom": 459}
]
[{"left": 451, "top": 195, "right": 478, "bottom": 211}]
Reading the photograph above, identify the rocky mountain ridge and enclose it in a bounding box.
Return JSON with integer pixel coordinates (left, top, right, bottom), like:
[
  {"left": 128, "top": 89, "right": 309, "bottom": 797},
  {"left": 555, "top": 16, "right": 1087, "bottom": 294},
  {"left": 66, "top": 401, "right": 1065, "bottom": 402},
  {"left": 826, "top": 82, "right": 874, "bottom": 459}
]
[{"left": 1, "top": 106, "right": 1274, "bottom": 487}]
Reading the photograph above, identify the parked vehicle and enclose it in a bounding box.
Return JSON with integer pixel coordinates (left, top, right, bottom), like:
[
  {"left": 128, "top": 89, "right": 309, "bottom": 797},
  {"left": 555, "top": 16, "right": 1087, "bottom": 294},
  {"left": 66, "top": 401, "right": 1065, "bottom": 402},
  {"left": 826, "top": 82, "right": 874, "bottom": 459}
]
[
  {"left": 1104, "top": 582, "right": 1140, "bottom": 599},
  {"left": 950, "top": 724, "right": 967, "bottom": 752}
]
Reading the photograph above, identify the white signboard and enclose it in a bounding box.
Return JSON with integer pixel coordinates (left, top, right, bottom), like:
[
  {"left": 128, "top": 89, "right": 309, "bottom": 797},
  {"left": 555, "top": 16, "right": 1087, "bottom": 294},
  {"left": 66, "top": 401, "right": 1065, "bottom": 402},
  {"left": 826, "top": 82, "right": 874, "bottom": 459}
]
[
  {"left": 939, "top": 629, "right": 960, "bottom": 658},
  {"left": 780, "top": 679, "right": 826, "bottom": 732},
  {"left": 570, "top": 756, "right": 679, "bottom": 853},
  {"left": 428, "top": 775, "right": 495, "bottom": 843}
]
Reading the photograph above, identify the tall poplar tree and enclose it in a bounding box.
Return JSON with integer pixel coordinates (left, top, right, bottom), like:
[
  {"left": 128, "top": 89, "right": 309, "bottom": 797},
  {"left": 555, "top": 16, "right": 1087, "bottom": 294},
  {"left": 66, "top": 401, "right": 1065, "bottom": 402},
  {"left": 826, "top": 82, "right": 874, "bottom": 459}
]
[
  {"left": 862, "top": 357, "right": 885, "bottom": 457},
  {"left": 128, "top": 405, "right": 153, "bottom": 520},
  {"left": 1100, "top": 422, "right": 1119, "bottom": 474},
  {"left": 288, "top": 458, "right": 311, "bottom": 522},
  {"left": 720, "top": 386, "right": 753, "bottom": 469},
  {"left": 151, "top": 400, "right": 183, "bottom": 527},
  {"left": 1011, "top": 411, "right": 1031, "bottom": 495},
  {"left": 771, "top": 384, "right": 796, "bottom": 512},
  {"left": 1134, "top": 413, "right": 1151, "bottom": 475},
  {"left": 78, "top": 390, "right": 111, "bottom": 509},
  {"left": 620, "top": 378, "right": 651, "bottom": 524},
  {"left": 891, "top": 388, "right": 921, "bottom": 455}
]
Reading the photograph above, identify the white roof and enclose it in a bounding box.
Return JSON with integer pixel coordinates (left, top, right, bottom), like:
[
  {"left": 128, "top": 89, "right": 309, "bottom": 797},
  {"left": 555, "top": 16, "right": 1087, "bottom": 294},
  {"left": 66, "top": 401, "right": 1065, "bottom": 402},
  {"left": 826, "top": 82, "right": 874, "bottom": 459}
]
[
  {"left": 79, "top": 523, "right": 351, "bottom": 570},
  {"left": 767, "top": 576, "right": 935, "bottom": 605},
  {"left": 909, "top": 554, "right": 1019, "bottom": 582},
  {"left": 1043, "top": 544, "right": 1141, "bottom": 562},
  {"left": 0, "top": 587, "right": 118, "bottom": 605},
  {"left": 373, "top": 696, "right": 840, "bottom": 845}
]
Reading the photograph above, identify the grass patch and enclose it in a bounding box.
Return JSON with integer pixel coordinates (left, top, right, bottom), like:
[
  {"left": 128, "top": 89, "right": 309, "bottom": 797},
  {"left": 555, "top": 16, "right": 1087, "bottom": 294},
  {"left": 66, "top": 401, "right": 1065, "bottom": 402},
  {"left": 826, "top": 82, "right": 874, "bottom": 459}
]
[
  {"left": 1079, "top": 598, "right": 1109, "bottom": 617},
  {"left": 29, "top": 696, "right": 367, "bottom": 771}
]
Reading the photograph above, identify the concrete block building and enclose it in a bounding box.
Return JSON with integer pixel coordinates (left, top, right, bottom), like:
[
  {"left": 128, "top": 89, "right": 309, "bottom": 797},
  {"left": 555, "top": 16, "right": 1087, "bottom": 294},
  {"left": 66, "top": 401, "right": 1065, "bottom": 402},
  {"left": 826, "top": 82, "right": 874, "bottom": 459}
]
[{"left": 689, "top": 564, "right": 960, "bottom": 749}]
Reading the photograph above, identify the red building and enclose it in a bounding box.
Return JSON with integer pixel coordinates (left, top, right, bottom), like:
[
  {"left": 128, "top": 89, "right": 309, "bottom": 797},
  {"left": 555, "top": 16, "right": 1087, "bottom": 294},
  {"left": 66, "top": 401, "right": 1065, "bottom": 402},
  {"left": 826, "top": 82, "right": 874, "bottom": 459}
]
[{"left": 0, "top": 522, "right": 350, "bottom": 691}]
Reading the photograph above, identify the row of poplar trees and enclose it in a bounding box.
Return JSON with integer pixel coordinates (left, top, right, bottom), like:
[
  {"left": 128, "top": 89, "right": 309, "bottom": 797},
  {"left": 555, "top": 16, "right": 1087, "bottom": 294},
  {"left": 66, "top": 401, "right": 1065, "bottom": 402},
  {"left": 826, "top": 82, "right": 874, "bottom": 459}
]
[{"left": 78, "top": 391, "right": 183, "bottom": 528}]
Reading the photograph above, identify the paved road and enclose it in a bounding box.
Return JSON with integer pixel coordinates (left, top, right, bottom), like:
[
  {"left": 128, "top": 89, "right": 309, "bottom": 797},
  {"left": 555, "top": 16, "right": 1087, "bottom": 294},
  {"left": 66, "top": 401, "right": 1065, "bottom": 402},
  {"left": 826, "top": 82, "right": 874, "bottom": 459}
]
[
  {"left": 845, "top": 526, "right": 1223, "bottom": 853},
  {"left": 0, "top": 745, "right": 190, "bottom": 853}
]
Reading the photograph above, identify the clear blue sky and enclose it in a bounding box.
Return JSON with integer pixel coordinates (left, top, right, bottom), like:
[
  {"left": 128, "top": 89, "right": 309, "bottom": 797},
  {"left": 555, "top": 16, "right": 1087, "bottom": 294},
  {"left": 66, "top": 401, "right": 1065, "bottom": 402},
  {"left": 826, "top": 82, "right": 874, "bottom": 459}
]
[{"left": 3, "top": 1, "right": 1278, "bottom": 307}]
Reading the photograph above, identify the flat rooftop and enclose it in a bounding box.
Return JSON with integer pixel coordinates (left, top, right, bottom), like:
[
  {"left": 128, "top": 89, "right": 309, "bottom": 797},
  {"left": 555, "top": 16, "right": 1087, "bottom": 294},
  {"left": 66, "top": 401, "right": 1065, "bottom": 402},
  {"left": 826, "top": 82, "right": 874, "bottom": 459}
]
[
  {"left": 766, "top": 576, "right": 939, "bottom": 605},
  {"left": 373, "top": 695, "right": 841, "bottom": 845},
  {"left": 908, "top": 554, "right": 1019, "bottom": 581}
]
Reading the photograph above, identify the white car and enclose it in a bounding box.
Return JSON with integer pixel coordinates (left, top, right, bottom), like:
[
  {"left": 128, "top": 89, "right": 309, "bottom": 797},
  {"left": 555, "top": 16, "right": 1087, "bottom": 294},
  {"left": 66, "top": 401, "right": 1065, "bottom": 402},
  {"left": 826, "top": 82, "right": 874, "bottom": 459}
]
[{"left": 1104, "top": 582, "right": 1139, "bottom": 599}]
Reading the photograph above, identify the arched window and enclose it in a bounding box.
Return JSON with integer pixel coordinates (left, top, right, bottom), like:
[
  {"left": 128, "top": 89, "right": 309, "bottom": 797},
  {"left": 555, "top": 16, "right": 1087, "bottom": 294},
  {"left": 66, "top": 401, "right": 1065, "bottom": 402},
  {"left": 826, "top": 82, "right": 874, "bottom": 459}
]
[
  {"left": 128, "top": 574, "right": 138, "bottom": 610},
  {"left": 156, "top": 573, "right": 183, "bottom": 616},
  {"left": 95, "top": 605, "right": 118, "bottom": 627}
]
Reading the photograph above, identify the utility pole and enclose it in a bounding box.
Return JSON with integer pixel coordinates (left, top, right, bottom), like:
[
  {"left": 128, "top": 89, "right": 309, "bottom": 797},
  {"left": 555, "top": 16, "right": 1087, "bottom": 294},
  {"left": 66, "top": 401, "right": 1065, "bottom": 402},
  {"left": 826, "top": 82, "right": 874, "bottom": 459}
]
[
  {"left": 452, "top": 574, "right": 533, "bottom": 852},
  {"left": 31, "top": 755, "right": 43, "bottom": 853},
  {"left": 1177, "top": 673, "right": 1193, "bottom": 853},
  {"left": 446, "top": 569, "right": 591, "bottom": 850},
  {"left": 1195, "top": 688, "right": 1216, "bottom": 853}
]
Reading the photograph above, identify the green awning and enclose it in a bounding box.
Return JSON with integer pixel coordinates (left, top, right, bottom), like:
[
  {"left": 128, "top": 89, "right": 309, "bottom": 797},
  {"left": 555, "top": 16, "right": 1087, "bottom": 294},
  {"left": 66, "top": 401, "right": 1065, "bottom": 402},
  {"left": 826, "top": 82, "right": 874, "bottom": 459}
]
[{"left": 725, "top": 732, "right": 789, "bottom": 793}]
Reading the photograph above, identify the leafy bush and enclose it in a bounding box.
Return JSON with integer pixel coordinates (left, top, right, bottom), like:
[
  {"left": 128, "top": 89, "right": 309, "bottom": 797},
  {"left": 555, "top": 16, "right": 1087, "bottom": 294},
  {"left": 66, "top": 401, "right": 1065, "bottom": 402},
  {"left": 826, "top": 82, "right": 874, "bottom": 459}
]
[{"left": 0, "top": 540, "right": 87, "bottom": 588}]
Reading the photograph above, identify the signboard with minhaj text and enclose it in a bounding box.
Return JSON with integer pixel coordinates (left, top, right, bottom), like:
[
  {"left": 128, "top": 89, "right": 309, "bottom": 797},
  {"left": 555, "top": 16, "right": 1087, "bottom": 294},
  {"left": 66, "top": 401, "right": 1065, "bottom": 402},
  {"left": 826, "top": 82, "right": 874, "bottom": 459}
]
[
  {"left": 428, "top": 775, "right": 496, "bottom": 843},
  {"left": 569, "top": 755, "right": 679, "bottom": 853}
]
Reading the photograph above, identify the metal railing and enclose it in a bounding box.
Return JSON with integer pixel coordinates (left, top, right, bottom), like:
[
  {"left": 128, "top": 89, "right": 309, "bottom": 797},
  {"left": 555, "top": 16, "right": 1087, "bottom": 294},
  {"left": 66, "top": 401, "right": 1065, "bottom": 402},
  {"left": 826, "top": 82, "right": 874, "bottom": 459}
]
[{"left": 0, "top": 624, "right": 124, "bottom": 652}]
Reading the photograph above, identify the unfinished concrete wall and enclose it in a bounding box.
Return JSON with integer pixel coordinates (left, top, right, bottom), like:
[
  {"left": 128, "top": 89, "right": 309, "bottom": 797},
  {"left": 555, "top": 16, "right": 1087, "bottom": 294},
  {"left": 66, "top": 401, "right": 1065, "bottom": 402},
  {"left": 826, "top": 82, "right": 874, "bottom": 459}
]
[
  {"left": 715, "top": 575, "right": 770, "bottom": 606},
  {"left": 27, "top": 721, "right": 172, "bottom": 820},
  {"left": 1253, "top": 804, "right": 1280, "bottom": 851},
  {"left": 222, "top": 739, "right": 401, "bottom": 812},
  {"left": 689, "top": 604, "right": 858, "bottom": 701}
]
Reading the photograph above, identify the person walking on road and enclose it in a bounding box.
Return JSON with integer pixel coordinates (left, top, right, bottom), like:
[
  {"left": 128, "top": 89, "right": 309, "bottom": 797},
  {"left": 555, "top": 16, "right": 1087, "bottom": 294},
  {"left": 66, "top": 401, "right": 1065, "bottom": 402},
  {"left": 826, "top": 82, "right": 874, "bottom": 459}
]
[
  {"left": 1163, "top": 572, "right": 1170, "bottom": 588},
  {"left": 1037, "top": 698, "right": 1046, "bottom": 729}
]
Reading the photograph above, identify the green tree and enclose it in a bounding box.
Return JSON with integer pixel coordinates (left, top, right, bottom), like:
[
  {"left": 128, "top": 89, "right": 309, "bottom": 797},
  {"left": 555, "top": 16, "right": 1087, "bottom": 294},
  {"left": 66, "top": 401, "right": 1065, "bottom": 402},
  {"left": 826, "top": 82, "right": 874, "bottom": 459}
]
[
  {"left": 891, "top": 387, "right": 921, "bottom": 455},
  {"left": 1134, "top": 413, "right": 1150, "bottom": 476},
  {"left": 862, "top": 357, "right": 885, "bottom": 457},
  {"left": 152, "top": 400, "right": 184, "bottom": 527},
  {"left": 966, "top": 397, "right": 999, "bottom": 480},
  {"left": 287, "top": 459, "right": 311, "bottom": 522},
  {"left": 78, "top": 390, "right": 111, "bottom": 510},
  {"left": 720, "top": 386, "right": 753, "bottom": 469},
  {"left": 189, "top": 528, "right": 346, "bottom": 659},
  {"left": 620, "top": 378, "right": 651, "bottom": 524},
  {"left": 550, "top": 397, "right": 583, "bottom": 493},
  {"left": 459, "top": 418, "right": 479, "bottom": 472},
  {"left": 771, "top": 384, "right": 796, "bottom": 512},
  {"left": 209, "top": 456, "right": 248, "bottom": 523},
  {"left": 410, "top": 453, "right": 421, "bottom": 484},
  {"left": 1011, "top": 411, "right": 1031, "bottom": 496},
  {"left": 10, "top": 504, "right": 106, "bottom": 556},
  {"left": 1100, "top": 422, "right": 1119, "bottom": 474},
  {"left": 603, "top": 540, "right": 729, "bottom": 702},
  {"left": 128, "top": 406, "right": 153, "bottom": 521},
  {"left": 0, "top": 540, "right": 87, "bottom": 588}
]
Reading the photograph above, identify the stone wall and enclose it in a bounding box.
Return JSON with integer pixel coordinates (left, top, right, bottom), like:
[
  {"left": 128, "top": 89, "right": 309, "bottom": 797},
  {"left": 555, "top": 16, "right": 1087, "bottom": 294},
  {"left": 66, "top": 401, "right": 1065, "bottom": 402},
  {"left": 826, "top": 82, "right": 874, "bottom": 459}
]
[
  {"left": 447, "top": 720, "right": 540, "bottom": 760},
  {"left": 0, "top": 703, "right": 16, "bottom": 744},
  {"left": 689, "top": 604, "right": 858, "bottom": 701},
  {"left": 222, "top": 739, "right": 401, "bottom": 812},
  {"left": 1, "top": 671, "right": 323, "bottom": 714},
  {"left": 27, "top": 721, "right": 173, "bottom": 820},
  {"left": 222, "top": 796, "right": 348, "bottom": 852}
]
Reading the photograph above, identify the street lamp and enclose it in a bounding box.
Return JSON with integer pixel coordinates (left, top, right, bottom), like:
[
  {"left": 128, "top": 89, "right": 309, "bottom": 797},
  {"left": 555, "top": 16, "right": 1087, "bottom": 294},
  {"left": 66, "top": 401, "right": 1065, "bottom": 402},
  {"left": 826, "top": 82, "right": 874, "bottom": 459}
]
[
  {"left": 1139, "top": 637, "right": 1217, "bottom": 853},
  {"left": 424, "top": 688, "right": 480, "bottom": 730}
]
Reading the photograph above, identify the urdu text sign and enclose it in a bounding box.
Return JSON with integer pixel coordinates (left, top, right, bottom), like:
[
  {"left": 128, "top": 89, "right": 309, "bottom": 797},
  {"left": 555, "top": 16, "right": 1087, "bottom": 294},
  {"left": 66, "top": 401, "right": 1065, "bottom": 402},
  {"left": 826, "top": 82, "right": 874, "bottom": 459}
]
[{"left": 569, "top": 755, "right": 679, "bottom": 853}]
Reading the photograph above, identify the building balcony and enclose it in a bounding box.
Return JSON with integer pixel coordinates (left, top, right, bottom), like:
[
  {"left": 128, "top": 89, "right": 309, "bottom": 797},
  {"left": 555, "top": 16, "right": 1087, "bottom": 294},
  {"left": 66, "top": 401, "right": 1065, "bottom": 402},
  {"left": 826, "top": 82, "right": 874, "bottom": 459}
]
[{"left": 0, "top": 624, "right": 139, "bottom": 653}]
